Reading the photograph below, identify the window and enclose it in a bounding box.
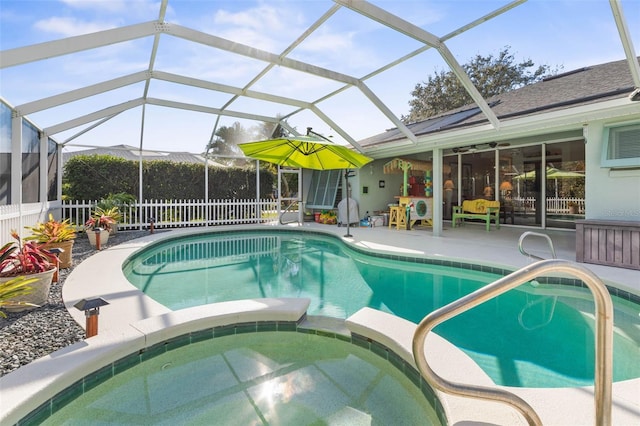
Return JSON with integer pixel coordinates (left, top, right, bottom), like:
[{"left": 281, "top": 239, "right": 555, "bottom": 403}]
[
  {"left": 306, "top": 170, "right": 341, "bottom": 209},
  {"left": 601, "top": 123, "right": 640, "bottom": 168},
  {"left": 22, "top": 120, "right": 40, "bottom": 203},
  {"left": 0, "top": 102, "right": 11, "bottom": 205},
  {"left": 47, "top": 138, "right": 58, "bottom": 201}
]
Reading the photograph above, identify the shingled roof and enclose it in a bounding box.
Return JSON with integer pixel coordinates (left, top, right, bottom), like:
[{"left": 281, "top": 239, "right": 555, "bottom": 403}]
[
  {"left": 62, "top": 144, "right": 226, "bottom": 167},
  {"left": 359, "top": 57, "right": 638, "bottom": 147}
]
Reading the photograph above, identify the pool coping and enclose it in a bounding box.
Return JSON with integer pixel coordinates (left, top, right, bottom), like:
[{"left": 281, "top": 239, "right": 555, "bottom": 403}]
[
  {"left": 63, "top": 226, "right": 640, "bottom": 425},
  {"left": 2, "top": 225, "right": 639, "bottom": 425},
  {"left": 1, "top": 298, "right": 311, "bottom": 425},
  {"left": 2, "top": 298, "right": 451, "bottom": 426},
  {"left": 345, "top": 306, "right": 640, "bottom": 425}
]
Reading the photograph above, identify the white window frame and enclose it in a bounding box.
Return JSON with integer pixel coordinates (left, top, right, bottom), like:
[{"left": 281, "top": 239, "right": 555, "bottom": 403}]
[
  {"left": 306, "top": 170, "right": 341, "bottom": 209},
  {"left": 601, "top": 121, "right": 640, "bottom": 168}
]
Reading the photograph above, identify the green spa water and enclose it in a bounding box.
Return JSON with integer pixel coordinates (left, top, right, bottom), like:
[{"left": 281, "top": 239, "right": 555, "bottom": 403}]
[
  {"left": 44, "top": 332, "right": 442, "bottom": 425},
  {"left": 124, "top": 230, "right": 640, "bottom": 388}
]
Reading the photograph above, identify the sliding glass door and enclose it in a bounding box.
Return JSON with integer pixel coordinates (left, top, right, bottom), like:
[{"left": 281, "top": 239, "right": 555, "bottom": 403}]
[
  {"left": 446, "top": 140, "right": 585, "bottom": 229},
  {"left": 544, "top": 140, "right": 585, "bottom": 229}
]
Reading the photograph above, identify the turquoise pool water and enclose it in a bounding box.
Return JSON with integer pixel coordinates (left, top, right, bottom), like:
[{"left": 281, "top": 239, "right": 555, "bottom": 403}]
[
  {"left": 43, "top": 332, "right": 442, "bottom": 425},
  {"left": 124, "top": 230, "right": 640, "bottom": 388}
]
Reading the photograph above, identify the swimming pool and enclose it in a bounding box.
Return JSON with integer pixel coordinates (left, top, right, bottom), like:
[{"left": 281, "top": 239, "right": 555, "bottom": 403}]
[
  {"left": 42, "top": 331, "right": 443, "bottom": 425},
  {"left": 123, "top": 230, "right": 640, "bottom": 388}
]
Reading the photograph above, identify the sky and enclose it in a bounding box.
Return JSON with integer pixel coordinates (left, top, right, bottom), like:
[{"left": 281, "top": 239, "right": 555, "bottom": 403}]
[{"left": 1, "top": 0, "right": 639, "bottom": 155}]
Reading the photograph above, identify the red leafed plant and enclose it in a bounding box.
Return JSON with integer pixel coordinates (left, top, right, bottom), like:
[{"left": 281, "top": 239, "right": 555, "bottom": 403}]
[
  {"left": 0, "top": 231, "right": 57, "bottom": 277},
  {"left": 84, "top": 207, "right": 118, "bottom": 232}
]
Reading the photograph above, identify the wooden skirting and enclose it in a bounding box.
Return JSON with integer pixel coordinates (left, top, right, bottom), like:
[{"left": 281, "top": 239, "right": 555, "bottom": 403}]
[{"left": 576, "top": 220, "right": 640, "bottom": 270}]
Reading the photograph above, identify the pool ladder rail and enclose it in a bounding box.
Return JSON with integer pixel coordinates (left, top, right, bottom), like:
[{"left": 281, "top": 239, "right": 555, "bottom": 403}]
[
  {"left": 518, "top": 231, "right": 557, "bottom": 261},
  {"left": 412, "top": 241, "right": 614, "bottom": 425},
  {"left": 279, "top": 200, "right": 300, "bottom": 225},
  {"left": 517, "top": 231, "right": 558, "bottom": 331}
]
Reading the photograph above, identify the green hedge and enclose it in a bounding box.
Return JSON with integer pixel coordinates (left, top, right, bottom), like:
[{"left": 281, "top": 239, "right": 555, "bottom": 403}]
[{"left": 63, "top": 155, "right": 274, "bottom": 200}]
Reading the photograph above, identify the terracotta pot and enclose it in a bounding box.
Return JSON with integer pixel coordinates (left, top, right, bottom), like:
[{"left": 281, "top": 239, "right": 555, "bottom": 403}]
[
  {"left": 1, "top": 268, "right": 56, "bottom": 312},
  {"left": 86, "top": 229, "right": 110, "bottom": 247},
  {"left": 44, "top": 240, "right": 74, "bottom": 269}
]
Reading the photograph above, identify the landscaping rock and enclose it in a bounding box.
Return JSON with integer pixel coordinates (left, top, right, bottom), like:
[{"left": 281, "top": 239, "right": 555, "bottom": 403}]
[{"left": 0, "top": 230, "right": 149, "bottom": 377}]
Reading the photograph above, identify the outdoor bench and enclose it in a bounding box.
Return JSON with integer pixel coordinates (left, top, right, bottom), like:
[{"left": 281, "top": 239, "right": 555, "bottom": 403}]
[{"left": 452, "top": 199, "right": 500, "bottom": 231}]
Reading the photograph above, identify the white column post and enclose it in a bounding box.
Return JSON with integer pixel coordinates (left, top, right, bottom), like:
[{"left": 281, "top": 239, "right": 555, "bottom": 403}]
[
  {"left": 11, "top": 115, "right": 23, "bottom": 235},
  {"left": 56, "top": 142, "right": 63, "bottom": 203},
  {"left": 39, "top": 131, "right": 47, "bottom": 205},
  {"left": 432, "top": 148, "right": 443, "bottom": 236}
]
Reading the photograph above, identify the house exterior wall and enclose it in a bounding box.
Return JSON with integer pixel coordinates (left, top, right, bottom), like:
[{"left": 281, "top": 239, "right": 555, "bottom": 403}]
[
  {"left": 357, "top": 159, "right": 402, "bottom": 217},
  {"left": 352, "top": 106, "right": 639, "bottom": 230},
  {"left": 585, "top": 120, "right": 640, "bottom": 222}
]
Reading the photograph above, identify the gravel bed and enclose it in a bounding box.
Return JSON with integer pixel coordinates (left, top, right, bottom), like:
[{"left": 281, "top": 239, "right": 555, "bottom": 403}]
[{"left": 0, "top": 230, "right": 149, "bottom": 377}]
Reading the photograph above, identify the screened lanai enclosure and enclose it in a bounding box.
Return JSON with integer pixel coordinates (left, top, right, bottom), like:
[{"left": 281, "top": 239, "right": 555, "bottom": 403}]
[{"left": 1, "top": 0, "right": 639, "bottom": 243}]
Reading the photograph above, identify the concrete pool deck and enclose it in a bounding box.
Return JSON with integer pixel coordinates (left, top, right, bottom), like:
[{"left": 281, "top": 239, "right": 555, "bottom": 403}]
[{"left": 2, "top": 222, "right": 639, "bottom": 425}]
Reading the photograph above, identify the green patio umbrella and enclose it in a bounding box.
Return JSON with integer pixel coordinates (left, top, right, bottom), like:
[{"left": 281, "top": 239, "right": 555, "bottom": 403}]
[
  {"left": 514, "top": 167, "right": 584, "bottom": 198},
  {"left": 514, "top": 167, "right": 584, "bottom": 180},
  {"left": 239, "top": 128, "right": 373, "bottom": 237},
  {"left": 238, "top": 132, "right": 372, "bottom": 170}
]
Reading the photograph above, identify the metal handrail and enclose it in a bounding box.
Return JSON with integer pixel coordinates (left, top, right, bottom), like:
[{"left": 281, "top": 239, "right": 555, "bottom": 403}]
[
  {"left": 517, "top": 232, "right": 558, "bottom": 331},
  {"left": 518, "top": 231, "right": 557, "bottom": 260},
  {"left": 279, "top": 200, "right": 300, "bottom": 225},
  {"left": 412, "top": 259, "right": 613, "bottom": 426}
]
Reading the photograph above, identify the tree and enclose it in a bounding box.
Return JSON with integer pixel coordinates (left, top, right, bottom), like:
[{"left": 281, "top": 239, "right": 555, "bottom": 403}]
[
  {"left": 206, "top": 122, "right": 248, "bottom": 158},
  {"left": 403, "top": 47, "right": 557, "bottom": 123},
  {"left": 248, "top": 120, "right": 296, "bottom": 197},
  {"left": 255, "top": 121, "right": 286, "bottom": 140},
  {"left": 205, "top": 120, "right": 290, "bottom": 167}
]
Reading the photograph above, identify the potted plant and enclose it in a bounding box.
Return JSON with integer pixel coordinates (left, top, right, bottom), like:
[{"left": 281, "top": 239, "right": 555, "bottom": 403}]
[
  {"left": 567, "top": 201, "right": 578, "bottom": 214},
  {"left": 24, "top": 214, "right": 77, "bottom": 269},
  {"left": 92, "top": 206, "right": 121, "bottom": 234},
  {"left": 95, "top": 193, "right": 134, "bottom": 235},
  {"left": 320, "top": 210, "right": 337, "bottom": 224},
  {"left": 0, "top": 276, "right": 38, "bottom": 317},
  {"left": 85, "top": 208, "right": 117, "bottom": 247},
  {"left": 0, "top": 231, "right": 57, "bottom": 312}
]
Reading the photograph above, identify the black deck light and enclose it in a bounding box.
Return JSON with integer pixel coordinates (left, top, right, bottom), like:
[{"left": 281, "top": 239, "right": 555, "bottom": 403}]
[{"left": 74, "top": 297, "right": 109, "bottom": 338}]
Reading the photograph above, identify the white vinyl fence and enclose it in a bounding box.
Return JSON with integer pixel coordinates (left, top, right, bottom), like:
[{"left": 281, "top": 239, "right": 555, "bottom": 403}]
[
  {"left": 0, "top": 203, "right": 50, "bottom": 245},
  {"left": 510, "top": 197, "right": 585, "bottom": 214},
  {"left": 0, "top": 196, "right": 585, "bottom": 246},
  {"left": 61, "top": 199, "right": 280, "bottom": 230}
]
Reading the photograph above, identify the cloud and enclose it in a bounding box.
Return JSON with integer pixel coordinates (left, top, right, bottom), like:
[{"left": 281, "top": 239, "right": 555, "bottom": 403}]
[
  {"left": 33, "top": 16, "right": 114, "bottom": 37},
  {"left": 209, "top": 3, "right": 305, "bottom": 52},
  {"left": 299, "top": 26, "right": 354, "bottom": 54},
  {"left": 214, "top": 4, "right": 289, "bottom": 32},
  {"left": 61, "top": 0, "right": 128, "bottom": 13},
  {"left": 292, "top": 24, "right": 386, "bottom": 76},
  {"left": 60, "top": 0, "right": 158, "bottom": 15}
]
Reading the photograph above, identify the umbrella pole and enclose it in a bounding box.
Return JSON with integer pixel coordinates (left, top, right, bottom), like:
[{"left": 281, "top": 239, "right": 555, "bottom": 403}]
[{"left": 344, "top": 169, "right": 354, "bottom": 238}]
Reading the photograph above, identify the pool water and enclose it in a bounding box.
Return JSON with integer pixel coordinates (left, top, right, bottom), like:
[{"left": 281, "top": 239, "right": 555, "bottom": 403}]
[
  {"left": 124, "top": 230, "right": 640, "bottom": 388},
  {"left": 44, "top": 332, "right": 442, "bottom": 425}
]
